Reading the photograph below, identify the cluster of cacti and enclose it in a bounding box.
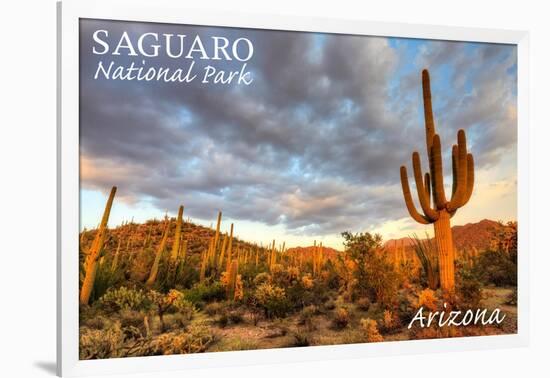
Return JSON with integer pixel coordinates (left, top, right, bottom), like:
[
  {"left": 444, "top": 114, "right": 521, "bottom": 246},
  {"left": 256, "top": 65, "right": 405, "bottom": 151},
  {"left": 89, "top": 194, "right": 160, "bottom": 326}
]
[
  {"left": 79, "top": 192, "right": 337, "bottom": 307},
  {"left": 400, "top": 69, "right": 475, "bottom": 292}
]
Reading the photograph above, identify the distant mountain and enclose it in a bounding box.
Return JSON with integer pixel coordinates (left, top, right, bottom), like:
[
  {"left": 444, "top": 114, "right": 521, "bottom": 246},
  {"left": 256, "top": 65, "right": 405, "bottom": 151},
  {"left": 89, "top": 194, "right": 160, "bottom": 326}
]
[{"left": 385, "top": 219, "right": 506, "bottom": 252}]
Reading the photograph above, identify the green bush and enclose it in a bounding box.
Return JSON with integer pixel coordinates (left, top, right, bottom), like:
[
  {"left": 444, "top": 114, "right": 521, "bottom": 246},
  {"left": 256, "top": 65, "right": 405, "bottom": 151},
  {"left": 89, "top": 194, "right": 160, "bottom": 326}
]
[
  {"left": 457, "top": 269, "right": 483, "bottom": 309},
  {"left": 340, "top": 231, "right": 400, "bottom": 307},
  {"left": 184, "top": 282, "right": 225, "bottom": 305},
  {"left": 98, "top": 287, "right": 151, "bottom": 312},
  {"left": 253, "top": 283, "right": 291, "bottom": 318},
  {"left": 253, "top": 272, "right": 271, "bottom": 286},
  {"left": 473, "top": 250, "right": 517, "bottom": 286}
]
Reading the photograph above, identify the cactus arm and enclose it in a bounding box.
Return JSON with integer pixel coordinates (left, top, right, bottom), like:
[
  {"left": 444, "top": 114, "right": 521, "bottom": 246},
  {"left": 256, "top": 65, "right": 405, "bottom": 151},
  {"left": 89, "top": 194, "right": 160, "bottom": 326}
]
[
  {"left": 430, "top": 134, "right": 447, "bottom": 209},
  {"left": 214, "top": 211, "right": 222, "bottom": 250},
  {"left": 448, "top": 130, "right": 469, "bottom": 211},
  {"left": 400, "top": 166, "right": 430, "bottom": 225},
  {"left": 422, "top": 69, "right": 436, "bottom": 156},
  {"left": 451, "top": 145, "right": 458, "bottom": 197},
  {"left": 412, "top": 152, "right": 439, "bottom": 221},
  {"left": 424, "top": 172, "right": 431, "bottom": 201},
  {"left": 460, "top": 153, "right": 475, "bottom": 206}
]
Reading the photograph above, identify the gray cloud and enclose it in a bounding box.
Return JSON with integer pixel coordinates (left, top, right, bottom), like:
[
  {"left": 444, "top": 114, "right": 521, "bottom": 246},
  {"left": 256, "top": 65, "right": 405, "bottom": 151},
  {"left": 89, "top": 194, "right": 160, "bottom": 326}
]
[{"left": 79, "top": 19, "right": 517, "bottom": 235}]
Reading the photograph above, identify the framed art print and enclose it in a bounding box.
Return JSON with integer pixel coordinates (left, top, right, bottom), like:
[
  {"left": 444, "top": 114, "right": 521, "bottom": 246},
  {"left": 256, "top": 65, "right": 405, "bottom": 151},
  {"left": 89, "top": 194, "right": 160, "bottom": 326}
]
[{"left": 57, "top": 0, "right": 529, "bottom": 376}]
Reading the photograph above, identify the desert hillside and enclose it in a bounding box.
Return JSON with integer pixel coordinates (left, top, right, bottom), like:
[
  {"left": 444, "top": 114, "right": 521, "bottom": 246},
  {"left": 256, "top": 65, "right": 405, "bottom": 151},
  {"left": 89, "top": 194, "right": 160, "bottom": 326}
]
[{"left": 385, "top": 219, "right": 509, "bottom": 252}]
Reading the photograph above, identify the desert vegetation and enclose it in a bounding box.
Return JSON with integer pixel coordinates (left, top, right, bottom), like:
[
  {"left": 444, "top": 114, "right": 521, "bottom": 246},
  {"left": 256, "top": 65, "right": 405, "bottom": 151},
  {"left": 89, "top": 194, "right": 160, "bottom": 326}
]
[
  {"left": 79, "top": 187, "right": 517, "bottom": 359},
  {"left": 79, "top": 70, "right": 518, "bottom": 359}
]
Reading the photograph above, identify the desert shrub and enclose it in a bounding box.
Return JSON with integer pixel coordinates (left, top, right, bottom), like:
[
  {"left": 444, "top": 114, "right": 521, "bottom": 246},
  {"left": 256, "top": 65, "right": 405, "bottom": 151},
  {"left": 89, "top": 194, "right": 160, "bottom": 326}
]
[
  {"left": 118, "top": 309, "right": 146, "bottom": 329},
  {"left": 80, "top": 322, "right": 149, "bottom": 359},
  {"left": 80, "top": 322, "right": 125, "bottom": 359},
  {"left": 253, "top": 283, "right": 290, "bottom": 318},
  {"left": 216, "top": 313, "right": 229, "bottom": 328},
  {"left": 396, "top": 292, "right": 417, "bottom": 324},
  {"left": 228, "top": 310, "right": 245, "bottom": 324},
  {"left": 474, "top": 250, "right": 517, "bottom": 286},
  {"left": 324, "top": 298, "right": 336, "bottom": 311},
  {"left": 286, "top": 266, "right": 300, "bottom": 282},
  {"left": 88, "top": 258, "right": 125, "bottom": 303},
  {"left": 82, "top": 315, "right": 110, "bottom": 330},
  {"left": 340, "top": 231, "right": 400, "bottom": 307},
  {"left": 408, "top": 325, "right": 467, "bottom": 340},
  {"left": 204, "top": 302, "right": 226, "bottom": 316},
  {"left": 506, "top": 288, "right": 517, "bottom": 306},
  {"left": 184, "top": 282, "right": 225, "bottom": 305},
  {"left": 253, "top": 272, "right": 271, "bottom": 286},
  {"left": 98, "top": 286, "right": 150, "bottom": 313},
  {"left": 301, "top": 274, "right": 314, "bottom": 289},
  {"left": 378, "top": 310, "right": 400, "bottom": 334},
  {"left": 129, "top": 248, "right": 155, "bottom": 282},
  {"left": 290, "top": 332, "right": 312, "bottom": 347},
  {"left": 360, "top": 318, "right": 384, "bottom": 343},
  {"left": 323, "top": 262, "right": 342, "bottom": 290},
  {"left": 174, "top": 260, "right": 200, "bottom": 289},
  {"left": 299, "top": 305, "right": 318, "bottom": 331},
  {"left": 150, "top": 321, "right": 215, "bottom": 355},
  {"left": 162, "top": 313, "right": 192, "bottom": 331},
  {"left": 417, "top": 288, "right": 438, "bottom": 312},
  {"left": 147, "top": 290, "right": 186, "bottom": 332},
  {"left": 284, "top": 274, "right": 329, "bottom": 309},
  {"left": 214, "top": 337, "right": 259, "bottom": 351},
  {"left": 332, "top": 307, "right": 350, "bottom": 329},
  {"left": 172, "top": 296, "right": 196, "bottom": 320},
  {"left": 410, "top": 234, "right": 439, "bottom": 290},
  {"left": 356, "top": 297, "right": 371, "bottom": 312},
  {"left": 270, "top": 265, "right": 298, "bottom": 287},
  {"left": 457, "top": 269, "right": 483, "bottom": 309},
  {"left": 214, "top": 306, "right": 244, "bottom": 327}
]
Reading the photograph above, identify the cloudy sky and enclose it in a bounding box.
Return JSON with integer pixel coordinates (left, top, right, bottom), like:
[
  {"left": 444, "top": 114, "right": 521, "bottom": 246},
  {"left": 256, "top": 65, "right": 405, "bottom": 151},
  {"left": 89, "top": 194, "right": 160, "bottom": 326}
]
[{"left": 79, "top": 19, "right": 517, "bottom": 249}]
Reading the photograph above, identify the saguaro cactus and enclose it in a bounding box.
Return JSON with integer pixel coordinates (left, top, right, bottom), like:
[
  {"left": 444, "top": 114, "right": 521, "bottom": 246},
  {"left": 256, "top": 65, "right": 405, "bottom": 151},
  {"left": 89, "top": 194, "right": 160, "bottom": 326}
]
[
  {"left": 169, "top": 206, "right": 184, "bottom": 263},
  {"left": 146, "top": 216, "right": 170, "bottom": 286},
  {"left": 400, "top": 70, "right": 475, "bottom": 292},
  {"left": 225, "top": 223, "right": 234, "bottom": 271},
  {"left": 226, "top": 259, "right": 239, "bottom": 300},
  {"left": 80, "top": 186, "right": 117, "bottom": 305}
]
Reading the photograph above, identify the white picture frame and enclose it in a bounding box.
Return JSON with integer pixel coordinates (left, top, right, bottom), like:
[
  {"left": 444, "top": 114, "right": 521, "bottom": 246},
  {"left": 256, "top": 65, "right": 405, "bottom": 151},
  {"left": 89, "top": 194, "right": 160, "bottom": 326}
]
[{"left": 57, "top": 0, "right": 530, "bottom": 376}]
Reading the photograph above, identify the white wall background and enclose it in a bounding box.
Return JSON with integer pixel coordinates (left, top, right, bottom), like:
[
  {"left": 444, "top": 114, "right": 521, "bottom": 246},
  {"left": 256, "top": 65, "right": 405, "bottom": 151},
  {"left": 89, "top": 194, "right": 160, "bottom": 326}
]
[{"left": 1, "top": 0, "right": 548, "bottom": 377}]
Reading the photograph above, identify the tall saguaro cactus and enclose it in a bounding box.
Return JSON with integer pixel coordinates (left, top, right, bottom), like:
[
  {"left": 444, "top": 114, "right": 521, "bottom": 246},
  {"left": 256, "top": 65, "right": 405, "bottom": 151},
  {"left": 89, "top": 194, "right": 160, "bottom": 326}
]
[
  {"left": 80, "top": 186, "right": 117, "bottom": 305},
  {"left": 146, "top": 215, "right": 171, "bottom": 286},
  {"left": 400, "top": 70, "right": 475, "bottom": 292},
  {"left": 170, "top": 206, "right": 184, "bottom": 263}
]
